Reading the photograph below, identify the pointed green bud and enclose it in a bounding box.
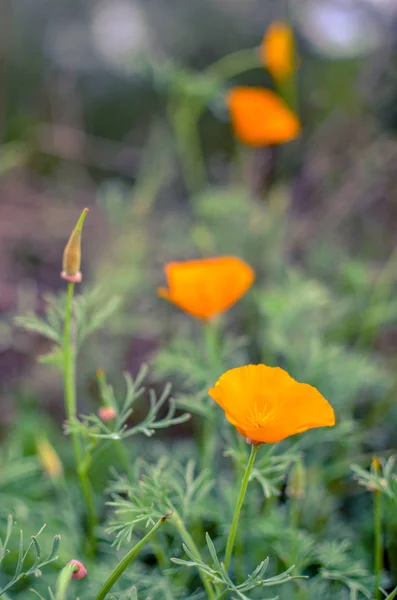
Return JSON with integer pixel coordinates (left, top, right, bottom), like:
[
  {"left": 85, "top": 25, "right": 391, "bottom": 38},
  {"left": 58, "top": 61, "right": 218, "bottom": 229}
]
[
  {"left": 61, "top": 208, "right": 88, "bottom": 283},
  {"left": 286, "top": 459, "right": 306, "bottom": 499}
]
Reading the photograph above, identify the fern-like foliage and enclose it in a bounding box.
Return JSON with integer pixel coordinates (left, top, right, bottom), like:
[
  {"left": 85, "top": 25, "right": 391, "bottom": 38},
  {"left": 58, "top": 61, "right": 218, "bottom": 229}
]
[
  {"left": 352, "top": 456, "right": 397, "bottom": 502},
  {"left": 65, "top": 365, "right": 190, "bottom": 444},
  {"left": 107, "top": 457, "right": 213, "bottom": 549},
  {"left": 0, "top": 516, "right": 60, "bottom": 597},
  {"left": 171, "top": 532, "right": 300, "bottom": 600},
  {"left": 14, "top": 288, "right": 121, "bottom": 369}
]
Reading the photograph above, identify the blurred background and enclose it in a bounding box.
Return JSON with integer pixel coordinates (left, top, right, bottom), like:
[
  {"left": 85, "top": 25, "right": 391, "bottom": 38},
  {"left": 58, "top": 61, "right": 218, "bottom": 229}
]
[{"left": 3, "top": 0, "right": 397, "bottom": 434}]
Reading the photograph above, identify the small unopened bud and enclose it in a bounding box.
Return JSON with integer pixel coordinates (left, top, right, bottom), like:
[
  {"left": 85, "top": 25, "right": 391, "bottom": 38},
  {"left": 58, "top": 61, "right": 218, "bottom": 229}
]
[
  {"left": 68, "top": 559, "right": 87, "bottom": 580},
  {"left": 61, "top": 208, "right": 88, "bottom": 283},
  {"left": 372, "top": 456, "right": 381, "bottom": 473},
  {"left": 37, "top": 437, "right": 63, "bottom": 479},
  {"left": 96, "top": 367, "right": 105, "bottom": 380},
  {"left": 287, "top": 460, "right": 306, "bottom": 499},
  {"left": 98, "top": 406, "right": 117, "bottom": 422}
]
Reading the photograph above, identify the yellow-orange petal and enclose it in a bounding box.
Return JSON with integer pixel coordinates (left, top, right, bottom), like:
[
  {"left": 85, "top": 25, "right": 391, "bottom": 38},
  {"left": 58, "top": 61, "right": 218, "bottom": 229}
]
[
  {"left": 260, "top": 21, "right": 295, "bottom": 81},
  {"left": 227, "top": 87, "right": 300, "bottom": 147},
  {"left": 208, "top": 364, "right": 335, "bottom": 444},
  {"left": 158, "top": 256, "right": 255, "bottom": 320}
]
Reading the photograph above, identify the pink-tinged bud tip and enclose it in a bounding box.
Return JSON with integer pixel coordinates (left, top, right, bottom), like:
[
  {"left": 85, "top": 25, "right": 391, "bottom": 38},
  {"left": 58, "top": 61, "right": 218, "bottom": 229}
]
[
  {"left": 68, "top": 559, "right": 87, "bottom": 580},
  {"left": 60, "top": 271, "right": 82, "bottom": 283},
  {"left": 98, "top": 406, "right": 117, "bottom": 422}
]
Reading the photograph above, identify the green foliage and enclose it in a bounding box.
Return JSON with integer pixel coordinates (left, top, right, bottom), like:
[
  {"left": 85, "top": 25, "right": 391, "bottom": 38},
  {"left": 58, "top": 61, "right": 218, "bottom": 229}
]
[
  {"left": 172, "top": 532, "right": 299, "bottom": 600},
  {"left": 66, "top": 366, "right": 190, "bottom": 443},
  {"left": 0, "top": 516, "right": 60, "bottom": 598},
  {"left": 107, "top": 457, "right": 214, "bottom": 549}
]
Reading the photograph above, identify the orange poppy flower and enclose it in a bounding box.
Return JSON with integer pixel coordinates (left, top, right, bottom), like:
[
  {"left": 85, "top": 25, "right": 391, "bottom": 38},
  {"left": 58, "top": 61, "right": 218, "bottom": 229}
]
[
  {"left": 209, "top": 364, "right": 335, "bottom": 443},
  {"left": 227, "top": 87, "right": 300, "bottom": 146},
  {"left": 158, "top": 256, "right": 255, "bottom": 320},
  {"left": 260, "top": 21, "right": 295, "bottom": 81}
]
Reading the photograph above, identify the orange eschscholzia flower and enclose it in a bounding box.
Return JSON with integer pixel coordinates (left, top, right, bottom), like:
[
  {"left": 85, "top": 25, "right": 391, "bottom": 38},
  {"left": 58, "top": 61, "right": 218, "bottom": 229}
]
[
  {"left": 227, "top": 87, "right": 300, "bottom": 146},
  {"left": 157, "top": 256, "right": 255, "bottom": 320},
  {"left": 209, "top": 364, "right": 335, "bottom": 444},
  {"left": 261, "top": 21, "right": 295, "bottom": 81}
]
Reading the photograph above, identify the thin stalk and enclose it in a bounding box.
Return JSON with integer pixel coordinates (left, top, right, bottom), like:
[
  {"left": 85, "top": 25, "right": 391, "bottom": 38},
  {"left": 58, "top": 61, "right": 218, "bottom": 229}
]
[
  {"left": 224, "top": 444, "right": 260, "bottom": 570},
  {"left": 63, "top": 282, "right": 97, "bottom": 553},
  {"left": 374, "top": 486, "right": 383, "bottom": 600},
  {"left": 386, "top": 586, "right": 397, "bottom": 600},
  {"left": 168, "top": 97, "right": 207, "bottom": 196},
  {"left": 172, "top": 511, "right": 216, "bottom": 600},
  {"left": 200, "top": 320, "right": 222, "bottom": 471},
  {"left": 205, "top": 48, "right": 261, "bottom": 80},
  {"left": 114, "top": 440, "right": 167, "bottom": 568},
  {"left": 95, "top": 517, "right": 167, "bottom": 600},
  {"left": 54, "top": 564, "right": 75, "bottom": 600}
]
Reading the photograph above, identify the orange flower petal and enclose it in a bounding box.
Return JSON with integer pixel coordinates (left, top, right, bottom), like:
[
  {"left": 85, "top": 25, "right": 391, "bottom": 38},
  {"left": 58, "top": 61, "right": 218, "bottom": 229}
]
[
  {"left": 227, "top": 87, "right": 300, "bottom": 147},
  {"left": 209, "top": 364, "right": 335, "bottom": 444},
  {"left": 158, "top": 256, "right": 255, "bottom": 320},
  {"left": 261, "top": 22, "right": 295, "bottom": 81}
]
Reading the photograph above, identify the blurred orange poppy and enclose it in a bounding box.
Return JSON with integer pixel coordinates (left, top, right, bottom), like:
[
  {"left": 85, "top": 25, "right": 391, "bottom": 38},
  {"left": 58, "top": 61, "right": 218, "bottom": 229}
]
[
  {"left": 227, "top": 87, "right": 300, "bottom": 146},
  {"left": 261, "top": 21, "right": 295, "bottom": 81},
  {"left": 209, "top": 364, "right": 335, "bottom": 443},
  {"left": 158, "top": 256, "right": 255, "bottom": 320}
]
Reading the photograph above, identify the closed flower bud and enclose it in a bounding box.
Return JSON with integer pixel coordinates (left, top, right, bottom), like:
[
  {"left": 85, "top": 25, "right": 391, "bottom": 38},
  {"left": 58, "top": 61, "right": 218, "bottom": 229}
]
[
  {"left": 67, "top": 559, "right": 87, "bottom": 580},
  {"left": 286, "top": 460, "right": 306, "bottom": 499},
  {"left": 98, "top": 406, "right": 117, "bottom": 422},
  {"left": 37, "top": 437, "right": 63, "bottom": 479},
  {"left": 261, "top": 21, "right": 295, "bottom": 81},
  {"left": 61, "top": 208, "right": 88, "bottom": 283}
]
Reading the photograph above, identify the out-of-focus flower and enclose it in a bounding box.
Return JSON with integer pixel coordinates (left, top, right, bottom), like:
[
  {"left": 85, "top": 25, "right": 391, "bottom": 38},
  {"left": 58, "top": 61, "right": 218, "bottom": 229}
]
[
  {"left": 67, "top": 559, "right": 87, "bottom": 580},
  {"left": 261, "top": 21, "right": 295, "bottom": 81},
  {"left": 98, "top": 406, "right": 117, "bottom": 422},
  {"left": 209, "top": 364, "right": 335, "bottom": 444},
  {"left": 227, "top": 87, "right": 300, "bottom": 146},
  {"left": 37, "top": 437, "right": 63, "bottom": 479},
  {"left": 158, "top": 256, "right": 255, "bottom": 320},
  {"left": 61, "top": 208, "right": 88, "bottom": 283}
]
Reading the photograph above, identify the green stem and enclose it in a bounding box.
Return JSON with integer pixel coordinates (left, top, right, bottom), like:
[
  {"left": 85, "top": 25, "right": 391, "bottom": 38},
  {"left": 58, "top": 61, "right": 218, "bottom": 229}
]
[
  {"left": 205, "top": 47, "right": 261, "bottom": 80},
  {"left": 374, "top": 486, "right": 383, "bottom": 600},
  {"left": 172, "top": 511, "right": 216, "bottom": 600},
  {"left": 54, "top": 564, "right": 75, "bottom": 600},
  {"left": 200, "top": 320, "right": 222, "bottom": 471},
  {"left": 168, "top": 97, "right": 207, "bottom": 196},
  {"left": 63, "top": 282, "right": 97, "bottom": 554},
  {"left": 95, "top": 517, "right": 168, "bottom": 600},
  {"left": 224, "top": 444, "right": 260, "bottom": 570}
]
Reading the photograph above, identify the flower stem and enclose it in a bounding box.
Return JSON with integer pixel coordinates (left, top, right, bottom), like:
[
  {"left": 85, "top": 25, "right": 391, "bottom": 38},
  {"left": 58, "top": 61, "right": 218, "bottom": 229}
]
[
  {"left": 63, "top": 282, "right": 97, "bottom": 554},
  {"left": 374, "top": 485, "right": 383, "bottom": 600},
  {"left": 94, "top": 517, "right": 168, "bottom": 600},
  {"left": 224, "top": 443, "right": 260, "bottom": 570},
  {"left": 200, "top": 320, "right": 222, "bottom": 471},
  {"left": 206, "top": 47, "right": 261, "bottom": 80},
  {"left": 172, "top": 511, "right": 216, "bottom": 600}
]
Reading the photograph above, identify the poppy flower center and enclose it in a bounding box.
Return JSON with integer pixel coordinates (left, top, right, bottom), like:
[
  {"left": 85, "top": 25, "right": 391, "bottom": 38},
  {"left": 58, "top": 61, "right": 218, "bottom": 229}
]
[{"left": 248, "top": 401, "right": 276, "bottom": 428}]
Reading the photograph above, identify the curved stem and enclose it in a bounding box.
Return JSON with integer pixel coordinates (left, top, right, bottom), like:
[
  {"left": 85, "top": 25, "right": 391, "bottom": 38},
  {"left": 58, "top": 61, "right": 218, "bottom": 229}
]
[
  {"left": 63, "top": 282, "right": 97, "bottom": 554},
  {"left": 95, "top": 518, "right": 167, "bottom": 600},
  {"left": 172, "top": 511, "right": 216, "bottom": 600},
  {"left": 206, "top": 47, "right": 261, "bottom": 80},
  {"left": 224, "top": 444, "right": 260, "bottom": 570}
]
